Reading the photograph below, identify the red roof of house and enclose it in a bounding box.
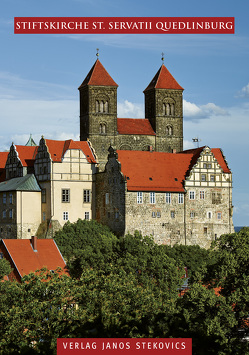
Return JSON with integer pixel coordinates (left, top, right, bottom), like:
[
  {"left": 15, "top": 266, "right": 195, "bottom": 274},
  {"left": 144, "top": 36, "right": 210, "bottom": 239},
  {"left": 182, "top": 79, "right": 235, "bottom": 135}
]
[
  {"left": 117, "top": 118, "right": 155, "bottom": 136},
  {"left": 15, "top": 145, "right": 38, "bottom": 167},
  {"left": 1, "top": 238, "right": 68, "bottom": 279},
  {"left": 0, "top": 152, "right": 8, "bottom": 169},
  {"left": 117, "top": 150, "right": 194, "bottom": 192},
  {"left": 79, "top": 59, "right": 118, "bottom": 88},
  {"left": 144, "top": 64, "right": 184, "bottom": 92},
  {"left": 45, "top": 139, "right": 97, "bottom": 163},
  {"left": 211, "top": 148, "right": 231, "bottom": 173}
]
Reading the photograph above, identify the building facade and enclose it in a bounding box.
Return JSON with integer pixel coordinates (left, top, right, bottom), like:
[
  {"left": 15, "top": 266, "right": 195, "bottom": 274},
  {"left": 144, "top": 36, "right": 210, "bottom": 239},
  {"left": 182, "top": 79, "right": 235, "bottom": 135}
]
[
  {"left": 96, "top": 146, "right": 234, "bottom": 249},
  {"left": 79, "top": 59, "right": 184, "bottom": 168}
]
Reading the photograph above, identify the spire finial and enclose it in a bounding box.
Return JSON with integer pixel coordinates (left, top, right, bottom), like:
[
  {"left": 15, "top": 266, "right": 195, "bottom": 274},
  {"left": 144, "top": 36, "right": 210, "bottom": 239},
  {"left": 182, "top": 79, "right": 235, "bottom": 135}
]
[
  {"left": 96, "top": 48, "right": 99, "bottom": 58},
  {"left": 161, "top": 52, "right": 165, "bottom": 64}
]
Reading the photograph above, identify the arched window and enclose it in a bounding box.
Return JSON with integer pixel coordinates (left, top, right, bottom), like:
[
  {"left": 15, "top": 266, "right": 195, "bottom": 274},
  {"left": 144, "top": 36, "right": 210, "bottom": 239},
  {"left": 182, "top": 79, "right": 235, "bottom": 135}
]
[
  {"left": 99, "top": 123, "right": 107, "bottom": 134},
  {"left": 99, "top": 124, "right": 103, "bottom": 133},
  {"left": 171, "top": 103, "right": 175, "bottom": 115},
  {"left": 99, "top": 101, "right": 104, "bottom": 113},
  {"left": 96, "top": 100, "right": 99, "bottom": 112},
  {"left": 104, "top": 101, "right": 108, "bottom": 113},
  {"left": 166, "top": 103, "right": 170, "bottom": 115},
  {"left": 166, "top": 125, "right": 173, "bottom": 136}
]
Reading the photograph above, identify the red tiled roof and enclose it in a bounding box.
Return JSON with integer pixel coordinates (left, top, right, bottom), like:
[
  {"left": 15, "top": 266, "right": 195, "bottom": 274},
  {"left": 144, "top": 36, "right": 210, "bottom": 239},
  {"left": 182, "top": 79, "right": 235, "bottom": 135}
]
[
  {"left": 117, "top": 118, "right": 155, "bottom": 136},
  {"left": 2, "top": 238, "right": 68, "bottom": 278},
  {"left": 79, "top": 59, "right": 118, "bottom": 88},
  {"left": 116, "top": 150, "right": 194, "bottom": 192},
  {"left": 211, "top": 148, "right": 231, "bottom": 173},
  {"left": 15, "top": 145, "right": 38, "bottom": 167},
  {"left": 144, "top": 64, "right": 184, "bottom": 92},
  {"left": 45, "top": 139, "right": 97, "bottom": 163},
  {"left": 0, "top": 152, "right": 8, "bottom": 169}
]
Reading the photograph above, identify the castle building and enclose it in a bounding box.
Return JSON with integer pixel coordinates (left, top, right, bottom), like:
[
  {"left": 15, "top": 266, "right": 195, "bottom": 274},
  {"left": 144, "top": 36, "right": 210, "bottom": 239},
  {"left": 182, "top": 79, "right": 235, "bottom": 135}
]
[
  {"left": 79, "top": 59, "right": 183, "bottom": 168},
  {"left": 96, "top": 146, "right": 234, "bottom": 248}
]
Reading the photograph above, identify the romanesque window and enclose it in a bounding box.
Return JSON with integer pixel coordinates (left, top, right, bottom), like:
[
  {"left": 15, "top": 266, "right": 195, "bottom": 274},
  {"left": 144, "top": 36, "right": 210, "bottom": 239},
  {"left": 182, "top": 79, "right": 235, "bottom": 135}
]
[
  {"left": 166, "top": 125, "right": 173, "bottom": 136},
  {"left": 99, "top": 123, "right": 107, "bottom": 134},
  {"left": 96, "top": 100, "right": 109, "bottom": 113},
  {"left": 163, "top": 102, "right": 175, "bottom": 116},
  {"left": 62, "top": 189, "right": 70, "bottom": 203},
  {"left": 178, "top": 193, "right": 184, "bottom": 204},
  {"left": 207, "top": 211, "right": 212, "bottom": 219},
  {"left": 166, "top": 192, "right": 171, "bottom": 204},
  {"left": 150, "top": 192, "right": 155, "bottom": 204},
  {"left": 137, "top": 192, "right": 143, "bottom": 204}
]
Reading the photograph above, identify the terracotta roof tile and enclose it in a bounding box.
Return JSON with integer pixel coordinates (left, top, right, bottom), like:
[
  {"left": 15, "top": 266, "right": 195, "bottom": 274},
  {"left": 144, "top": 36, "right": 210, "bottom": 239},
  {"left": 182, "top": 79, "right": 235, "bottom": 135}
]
[
  {"left": 117, "top": 150, "right": 194, "bottom": 192},
  {"left": 79, "top": 59, "right": 118, "bottom": 88},
  {"left": 0, "top": 152, "right": 8, "bottom": 169},
  {"left": 2, "top": 238, "right": 68, "bottom": 278},
  {"left": 211, "top": 148, "right": 231, "bottom": 173},
  {"left": 45, "top": 139, "right": 97, "bottom": 163},
  {"left": 15, "top": 145, "right": 38, "bottom": 167},
  {"left": 144, "top": 64, "right": 184, "bottom": 92},
  {"left": 117, "top": 118, "right": 155, "bottom": 136}
]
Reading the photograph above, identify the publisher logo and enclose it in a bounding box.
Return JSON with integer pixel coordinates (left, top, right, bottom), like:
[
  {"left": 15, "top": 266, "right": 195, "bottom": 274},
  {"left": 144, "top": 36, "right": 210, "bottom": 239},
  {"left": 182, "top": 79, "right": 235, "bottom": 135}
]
[{"left": 57, "top": 338, "right": 192, "bottom": 354}]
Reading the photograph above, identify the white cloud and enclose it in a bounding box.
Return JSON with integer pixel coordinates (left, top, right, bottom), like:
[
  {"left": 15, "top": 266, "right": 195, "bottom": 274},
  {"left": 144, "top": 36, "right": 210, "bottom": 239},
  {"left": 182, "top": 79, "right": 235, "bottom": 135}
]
[
  {"left": 183, "top": 99, "right": 228, "bottom": 120},
  {"left": 238, "top": 83, "right": 249, "bottom": 98},
  {"left": 117, "top": 100, "right": 144, "bottom": 118}
]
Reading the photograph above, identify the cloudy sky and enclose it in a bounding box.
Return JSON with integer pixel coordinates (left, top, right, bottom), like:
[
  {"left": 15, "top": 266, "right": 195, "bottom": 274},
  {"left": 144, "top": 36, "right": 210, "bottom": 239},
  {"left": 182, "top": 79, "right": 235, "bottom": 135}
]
[{"left": 1, "top": 0, "right": 249, "bottom": 226}]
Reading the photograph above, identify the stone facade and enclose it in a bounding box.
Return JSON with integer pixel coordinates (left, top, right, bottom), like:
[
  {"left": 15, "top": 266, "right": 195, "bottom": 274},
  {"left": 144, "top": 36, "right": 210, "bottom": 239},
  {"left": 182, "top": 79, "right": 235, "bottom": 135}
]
[{"left": 96, "top": 146, "right": 234, "bottom": 249}]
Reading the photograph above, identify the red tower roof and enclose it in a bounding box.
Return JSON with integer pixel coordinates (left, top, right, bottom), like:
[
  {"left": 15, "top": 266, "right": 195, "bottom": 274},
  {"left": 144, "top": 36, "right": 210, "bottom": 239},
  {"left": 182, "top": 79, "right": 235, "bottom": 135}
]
[
  {"left": 79, "top": 59, "right": 118, "bottom": 88},
  {"left": 144, "top": 64, "right": 184, "bottom": 91}
]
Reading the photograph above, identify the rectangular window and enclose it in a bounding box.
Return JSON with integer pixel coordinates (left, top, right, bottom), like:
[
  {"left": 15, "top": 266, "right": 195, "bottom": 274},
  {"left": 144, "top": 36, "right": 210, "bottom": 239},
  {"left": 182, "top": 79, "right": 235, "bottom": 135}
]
[
  {"left": 83, "top": 190, "right": 91, "bottom": 203},
  {"left": 203, "top": 163, "right": 207, "bottom": 169},
  {"left": 190, "top": 211, "right": 195, "bottom": 218},
  {"left": 85, "top": 211, "right": 90, "bottom": 220},
  {"left": 204, "top": 227, "right": 208, "bottom": 234},
  {"left": 157, "top": 211, "right": 161, "bottom": 218},
  {"left": 178, "top": 193, "right": 184, "bottom": 204},
  {"left": 3, "top": 193, "right": 6, "bottom": 204},
  {"left": 115, "top": 211, "right": 119, "bottom": 219},
  {"left": 200, "top": 191, "right": 205, "bottom": 200},
  {"left": 41, "top": 189, "right": 46, "bottom": 203},
  {"left": 171, "top": 211, "right": 175, "bottom": 218},
  {"left": 152, "top": 211, "right": 156, "bottom": 218},
  {"left": 105, "top": 193, "right": 109, "bottom": 205},
  {"left": 217, "top": 212, "right": 222, "bottom": 220},
  {"left": 2, "top": 210, "right": 6, "bottom": 219},
  {"left": 137, "top": 192, "right": 143, "bottom": 204},
  {"left": 150, "top": 192, "right": 155, "bottom": 204},
  {"left": 201, "top": 174, "right": 206, "bottom": 182},
  {"left": 9, "top": 193, "right": 13, "bottom": 204},
  {"left": 207, "top": 212, "right": 212, "bottom": 219},
  {"left": 189, "top": 191, "right": 195, "bottom": 200},
  {"left": 42, "top": 212, "right": 46, "bottom": 221},
  {"left": 166, "top": 192, "right": 171, "bottom": 204},
  {"left": 210, "top": 175, "right": 215, "bottom": 182},
  {"left": 63, "top": 212, "right": 69, "bottom": 221},
  {"left": 62, "top": 189, "right": 70, "bottom": 203},
  {"left": 9, "top": 209, "right": 13, "bottom": 219}
]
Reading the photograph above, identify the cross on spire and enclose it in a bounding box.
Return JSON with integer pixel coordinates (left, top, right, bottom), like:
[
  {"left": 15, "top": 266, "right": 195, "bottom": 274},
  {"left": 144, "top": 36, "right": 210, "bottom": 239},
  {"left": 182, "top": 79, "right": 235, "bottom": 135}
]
[
  {"left": 96, "top": 48, "right": 99, "bottom": 58},
  {"left": 161, "top": 52, "right": 165, "bottom": 64}
]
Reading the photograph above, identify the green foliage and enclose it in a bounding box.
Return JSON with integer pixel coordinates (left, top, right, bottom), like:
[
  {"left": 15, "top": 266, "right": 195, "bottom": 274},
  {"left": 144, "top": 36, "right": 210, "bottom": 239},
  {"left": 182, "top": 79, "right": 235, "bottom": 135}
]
[
  {"left": 0, "top": 258, "right": 12, "bottom": 280},
  {"left": 54, "top": 219, "right": 118, "bottom": 277}
]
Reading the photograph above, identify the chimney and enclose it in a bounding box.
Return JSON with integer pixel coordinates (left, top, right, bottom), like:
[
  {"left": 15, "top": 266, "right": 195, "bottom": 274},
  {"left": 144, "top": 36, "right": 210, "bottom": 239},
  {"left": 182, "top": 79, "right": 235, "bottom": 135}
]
[
  {"left": 31, "top": 236, "right": 37, "bottom": 252},
  {"left": 149, "top": 145, "right": 153, "bottom": 152},
  {"left": 172, "top": 149, "right": 176, "bottom": 154}
]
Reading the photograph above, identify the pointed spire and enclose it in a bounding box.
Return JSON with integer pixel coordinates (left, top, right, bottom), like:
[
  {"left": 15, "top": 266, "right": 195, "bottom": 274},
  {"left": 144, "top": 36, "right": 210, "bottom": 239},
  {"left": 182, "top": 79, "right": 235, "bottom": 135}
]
[
  {"left": 144, "top": 64, "right": 184, "bottom": 92},
  {"left": 78, "top": 59, "right": 118, "bottom": 89},
  {"left": 25, "top": 134, "right": 37, "bottom": 146}
]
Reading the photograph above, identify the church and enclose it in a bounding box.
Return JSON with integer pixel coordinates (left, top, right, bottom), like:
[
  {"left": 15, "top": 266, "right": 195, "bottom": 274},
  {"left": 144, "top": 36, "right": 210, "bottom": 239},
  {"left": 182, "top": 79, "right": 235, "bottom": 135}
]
[{"left": 0, "top": 56, "right": 234, "bottom": 248}]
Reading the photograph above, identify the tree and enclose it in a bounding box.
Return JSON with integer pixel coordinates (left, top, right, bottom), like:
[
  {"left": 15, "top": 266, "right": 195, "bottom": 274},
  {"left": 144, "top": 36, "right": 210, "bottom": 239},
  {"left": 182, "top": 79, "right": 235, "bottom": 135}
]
[
  {"left": 0, "top": 258, "right": 12, "bottom": 280},
  {"left": 54, "top": 219, "right": 119, "bottom": 277}
]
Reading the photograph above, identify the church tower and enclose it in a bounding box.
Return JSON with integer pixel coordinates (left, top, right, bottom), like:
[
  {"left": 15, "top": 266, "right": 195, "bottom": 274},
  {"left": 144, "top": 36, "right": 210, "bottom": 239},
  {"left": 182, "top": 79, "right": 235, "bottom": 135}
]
[
  {"left": 79, "top": 58, "right": 118, "bottom": 165},
  {"left": 144, "top": 63, "right": 184, "bottom": 153}
]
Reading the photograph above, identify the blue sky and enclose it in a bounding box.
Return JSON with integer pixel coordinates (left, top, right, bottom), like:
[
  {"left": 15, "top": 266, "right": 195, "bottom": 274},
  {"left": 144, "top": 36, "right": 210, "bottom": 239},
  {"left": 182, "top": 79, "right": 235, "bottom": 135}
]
[{"left": 1, "top": 0, "right": 249, "bottom": 226}]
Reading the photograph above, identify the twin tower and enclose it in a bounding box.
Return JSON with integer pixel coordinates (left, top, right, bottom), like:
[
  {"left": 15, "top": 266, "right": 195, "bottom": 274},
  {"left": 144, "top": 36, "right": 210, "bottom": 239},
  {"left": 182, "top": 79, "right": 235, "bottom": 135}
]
[{"left": 78, "top": 59, "right": 184, "bottom": 166}]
